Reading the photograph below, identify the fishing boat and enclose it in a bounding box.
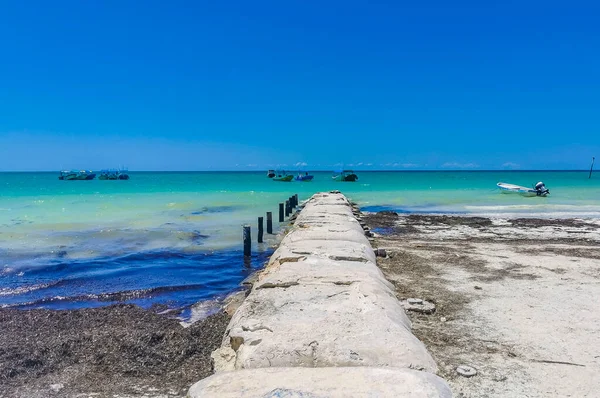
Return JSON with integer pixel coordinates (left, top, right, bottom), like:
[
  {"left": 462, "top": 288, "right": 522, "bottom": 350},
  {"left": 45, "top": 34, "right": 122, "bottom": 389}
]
[
  {"left": 98, "top": 169, "right": 119, "bottom": 180},
  {"left": 99, "top": 169, "right": 130, "bottom": 180},
  {"left": 58, "top": 170, "right": 96, "bottom": 180},
  {"left": 497, "top": 182, "right": 550, "bottom": 197},
  {"left": 272, "top": 171, "right": 294, "bottom": 182},
  {"left": 267, "top": 170, "right": 276, "bottom": 178},
  {"left": 295, "top": 172, "right": 314, "bottom": 181},
  {"left": 332, "top": 170, "right": 358, "bottom": 182}
]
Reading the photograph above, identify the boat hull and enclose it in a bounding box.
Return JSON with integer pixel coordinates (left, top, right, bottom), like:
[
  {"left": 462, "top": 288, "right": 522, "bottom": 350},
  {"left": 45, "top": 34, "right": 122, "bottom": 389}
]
[
  {"left": 497, "top": 182, "right": 547, "bottom": 197},
  {"left": 99, "top": 169, "right": 129, "bottom": 180},
  {"left": 273, "top": 175, "right": 294, "bottom": 182},
  {"left": 333, "top": 174, "right": 358, "bottom": 182},
  {"left": 60, "top": 170, "right": 96, "bottom": 180},
  {"left": 295, "top": 175, "right": 314, "bottom": 181}
]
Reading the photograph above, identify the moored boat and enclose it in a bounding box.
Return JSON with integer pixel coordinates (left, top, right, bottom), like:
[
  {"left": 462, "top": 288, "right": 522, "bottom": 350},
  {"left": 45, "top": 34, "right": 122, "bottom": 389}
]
[
  {"left": 59, "top": 170, "right": 96, "bottom": 180},
  {"left": 267, "top": 170, "right": 276, "bottom": 178},
  {"left": 497, "top": 181, "right": 549, "bottom": 197},
  {"left": 332, "top": 170, "right": 358, "bottom": 182},
  {"left": 99, "top": 169, "right": 119, "bottom": 180},
  {"left": 273, "top": 171, "right": 294, "bottom": 182},
  {"left": 295, "top": 172, "right": 314, "bottom": 181},
  {"left": 99, "top": 169, "right": 130, "bottom": 180}
]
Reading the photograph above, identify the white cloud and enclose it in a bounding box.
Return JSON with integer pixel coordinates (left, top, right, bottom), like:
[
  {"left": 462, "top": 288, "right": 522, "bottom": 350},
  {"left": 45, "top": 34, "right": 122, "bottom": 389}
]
[
  {"left": 442, "top": 162, "right": 479, "bottom": 169},
  {"left": 246, "top": 163, "right": 257, "bottom": 167},
  {"left": 294, "top": 162, "right": 308, "bottom": 167},
  {"left": 380, "top": 162, "right": 419, "bottom": 168},
  {"left": 502, "top": 162, "right": 520, "bottom": 169},
  {"left": 366, "top": 163, "right": 373, "bottom": 166}
]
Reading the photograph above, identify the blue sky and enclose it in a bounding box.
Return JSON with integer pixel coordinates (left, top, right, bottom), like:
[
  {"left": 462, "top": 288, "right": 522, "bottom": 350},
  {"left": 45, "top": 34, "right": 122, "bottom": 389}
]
[{"left": 0, "top": 1, "right": 598, "bottom": 171}]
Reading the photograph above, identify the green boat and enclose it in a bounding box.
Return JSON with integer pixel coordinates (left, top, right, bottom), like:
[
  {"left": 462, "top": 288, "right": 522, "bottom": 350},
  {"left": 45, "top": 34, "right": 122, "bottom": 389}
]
[{"left": 273, "top": 171, "right": 294, "bottom": 182}]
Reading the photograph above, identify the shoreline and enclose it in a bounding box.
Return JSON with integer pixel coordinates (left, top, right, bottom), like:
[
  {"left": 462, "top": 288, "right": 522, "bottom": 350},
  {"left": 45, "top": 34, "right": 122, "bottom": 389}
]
[
  {"left": 2, "top": 211, "right": 599, "bottom": 397},
  {"left": 361, "top": 206, "right": 600, "bottom": 220}
]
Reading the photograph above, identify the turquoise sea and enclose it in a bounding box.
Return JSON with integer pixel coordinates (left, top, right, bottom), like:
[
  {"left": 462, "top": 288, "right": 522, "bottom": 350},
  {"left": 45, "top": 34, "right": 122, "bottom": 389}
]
[{"left": 1, "top": 171, "right": 598, "bottom": 313}]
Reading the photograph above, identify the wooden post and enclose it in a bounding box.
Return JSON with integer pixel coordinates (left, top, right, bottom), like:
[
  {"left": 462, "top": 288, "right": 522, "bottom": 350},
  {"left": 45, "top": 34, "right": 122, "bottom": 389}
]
[
  {"left": 258, "top": 217, "right": 264, "bottom": 243},
  {"left": 590, "top": 157, "right": 595, "bottom": 179},
  {"left": 243, "top": 225, "right": 251, "bottom": 257},
  {"left": 279, "top": 203, "right": 284, "bottom": 222},
  {"left": 285, "top": 200, "right": 290, "bottom": 217},
  {"left": 266, "top": 212, "right": 273, "bottom": 234},
  {"left": 295, "top": 194, "right": 299, "bottom": 207},
  {"left": 289, "top": 196, "right": 295, "bottom": 209}
]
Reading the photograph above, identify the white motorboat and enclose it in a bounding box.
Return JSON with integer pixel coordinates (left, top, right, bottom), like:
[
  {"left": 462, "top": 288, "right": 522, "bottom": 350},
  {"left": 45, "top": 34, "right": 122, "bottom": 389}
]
[{"left": 497, "top": 181, "right": 550, "bottom": 197}]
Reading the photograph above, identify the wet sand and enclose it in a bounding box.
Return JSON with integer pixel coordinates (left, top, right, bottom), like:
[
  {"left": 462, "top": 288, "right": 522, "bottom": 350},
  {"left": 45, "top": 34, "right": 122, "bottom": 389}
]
[
  {"left": 0, "top": 305, "right": 230, "bottom": 398},
  {"left": 364, "top": 212, "right": 600, "bottom": 397}
]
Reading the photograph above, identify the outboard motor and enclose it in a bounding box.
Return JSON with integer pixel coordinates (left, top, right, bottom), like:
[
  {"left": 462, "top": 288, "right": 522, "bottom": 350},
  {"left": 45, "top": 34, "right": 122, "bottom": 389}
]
[{"left": 534, "top": 181, "right": 550, "bottom": 196}]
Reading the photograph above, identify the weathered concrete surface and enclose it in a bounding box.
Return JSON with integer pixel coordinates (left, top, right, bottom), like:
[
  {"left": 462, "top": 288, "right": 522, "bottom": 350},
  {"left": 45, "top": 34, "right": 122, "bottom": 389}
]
[
  {"left": 188, "top": 367, "right": 452, "bottom": 398},
  {"left": 192, "top": 192, "right": 449, "bottom": 396}
]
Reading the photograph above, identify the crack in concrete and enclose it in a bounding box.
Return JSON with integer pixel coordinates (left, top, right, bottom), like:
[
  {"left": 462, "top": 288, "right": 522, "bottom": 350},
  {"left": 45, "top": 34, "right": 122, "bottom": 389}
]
[{"left": 256, "top": 281, "right": 300, "bottom": 289}]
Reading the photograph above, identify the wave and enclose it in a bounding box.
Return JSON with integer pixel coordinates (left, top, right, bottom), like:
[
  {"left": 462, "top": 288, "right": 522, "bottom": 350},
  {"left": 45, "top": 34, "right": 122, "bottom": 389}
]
[
  {"left": 2, "top": 284, "right": 208, "bottom": 309},
  {"left": 0, "top": 281, "right": 59, "bottom": 296}
]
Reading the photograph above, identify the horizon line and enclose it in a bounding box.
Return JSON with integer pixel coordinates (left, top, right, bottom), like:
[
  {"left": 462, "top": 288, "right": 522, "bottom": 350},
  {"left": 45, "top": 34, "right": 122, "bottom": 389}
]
[{"left": 0, "top": 169, "right": 592, "bottom": 173}]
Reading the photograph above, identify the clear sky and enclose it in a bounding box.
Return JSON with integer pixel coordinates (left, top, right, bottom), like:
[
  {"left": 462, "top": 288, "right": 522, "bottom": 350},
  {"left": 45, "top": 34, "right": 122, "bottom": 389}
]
[{"left": 0, "top": 0, "right": 598, "bottom": 171}]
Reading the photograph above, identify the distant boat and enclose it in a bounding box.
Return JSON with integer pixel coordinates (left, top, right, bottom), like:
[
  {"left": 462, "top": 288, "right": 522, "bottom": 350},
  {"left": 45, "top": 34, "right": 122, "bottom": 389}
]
[
  {"left": 99, "top": 169, "right": 130, "bottom": 180},
  {"left": 272, "top": 171, "right": 294, "bottom": 182},
  {"left": 497, "top": 182, "right": 549, "bottom": 197},
  {"left": 58, "top": 170, "right": 96, "bottom": 180},
  {"left": 99, "top": 169, "right": 118, "bottom": 180},
  {"left": 332, "top": 170, "right": 358, "bottom": 182},
  {"left": 295, "top": 172, "right": 314, "bottom": 181},
  {"left": 267, "top": 170, "right": 276, "bottom": 178}
]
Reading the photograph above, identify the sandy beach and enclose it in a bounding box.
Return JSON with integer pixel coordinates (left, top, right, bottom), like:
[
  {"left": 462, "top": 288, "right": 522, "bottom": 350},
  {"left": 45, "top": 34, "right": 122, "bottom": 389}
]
[{"left": 364, "top": 212, "right": 600, "bottom": 397}]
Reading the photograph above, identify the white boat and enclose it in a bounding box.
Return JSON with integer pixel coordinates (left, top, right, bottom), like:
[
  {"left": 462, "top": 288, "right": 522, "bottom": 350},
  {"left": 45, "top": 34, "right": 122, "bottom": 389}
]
[{"left": 497, "top": 182, "right": 549, "bottom": 197}]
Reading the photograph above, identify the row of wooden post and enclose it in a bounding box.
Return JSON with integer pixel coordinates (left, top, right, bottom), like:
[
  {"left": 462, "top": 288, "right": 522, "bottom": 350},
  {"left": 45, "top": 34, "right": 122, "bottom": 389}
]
[{"left": 244, "top": 194, "right": 299, "bottom": 257}]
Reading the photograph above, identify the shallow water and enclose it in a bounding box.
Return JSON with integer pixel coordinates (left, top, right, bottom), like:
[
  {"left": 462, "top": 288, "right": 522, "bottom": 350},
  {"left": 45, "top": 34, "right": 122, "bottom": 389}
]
[{"left": 1, "top": 171, "right": 598, "bottom": 311}]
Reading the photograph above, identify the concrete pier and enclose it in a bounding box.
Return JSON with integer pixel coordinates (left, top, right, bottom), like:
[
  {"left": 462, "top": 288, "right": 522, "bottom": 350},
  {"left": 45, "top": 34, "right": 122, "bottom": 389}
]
[{"left": 189, "top": 192, "right": 451, "bottom": 397}]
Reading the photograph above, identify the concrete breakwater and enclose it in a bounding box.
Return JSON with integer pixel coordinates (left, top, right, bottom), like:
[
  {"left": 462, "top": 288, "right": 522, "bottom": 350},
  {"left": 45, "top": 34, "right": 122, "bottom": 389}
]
[{"left": 189, "top": 192, "right": 451, "bottom": 397}]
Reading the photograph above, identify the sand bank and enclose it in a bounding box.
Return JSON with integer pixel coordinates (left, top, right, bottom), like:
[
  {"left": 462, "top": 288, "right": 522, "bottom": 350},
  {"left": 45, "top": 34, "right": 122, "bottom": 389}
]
[{"left": 364, "top": 212, "right": 600, "bottom": 397}]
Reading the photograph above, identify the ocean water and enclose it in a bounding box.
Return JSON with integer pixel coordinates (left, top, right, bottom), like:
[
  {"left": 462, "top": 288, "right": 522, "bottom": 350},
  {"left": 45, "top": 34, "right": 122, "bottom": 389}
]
[{"left": 1, "top": 171, "right": 598, "bottom": 312}]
